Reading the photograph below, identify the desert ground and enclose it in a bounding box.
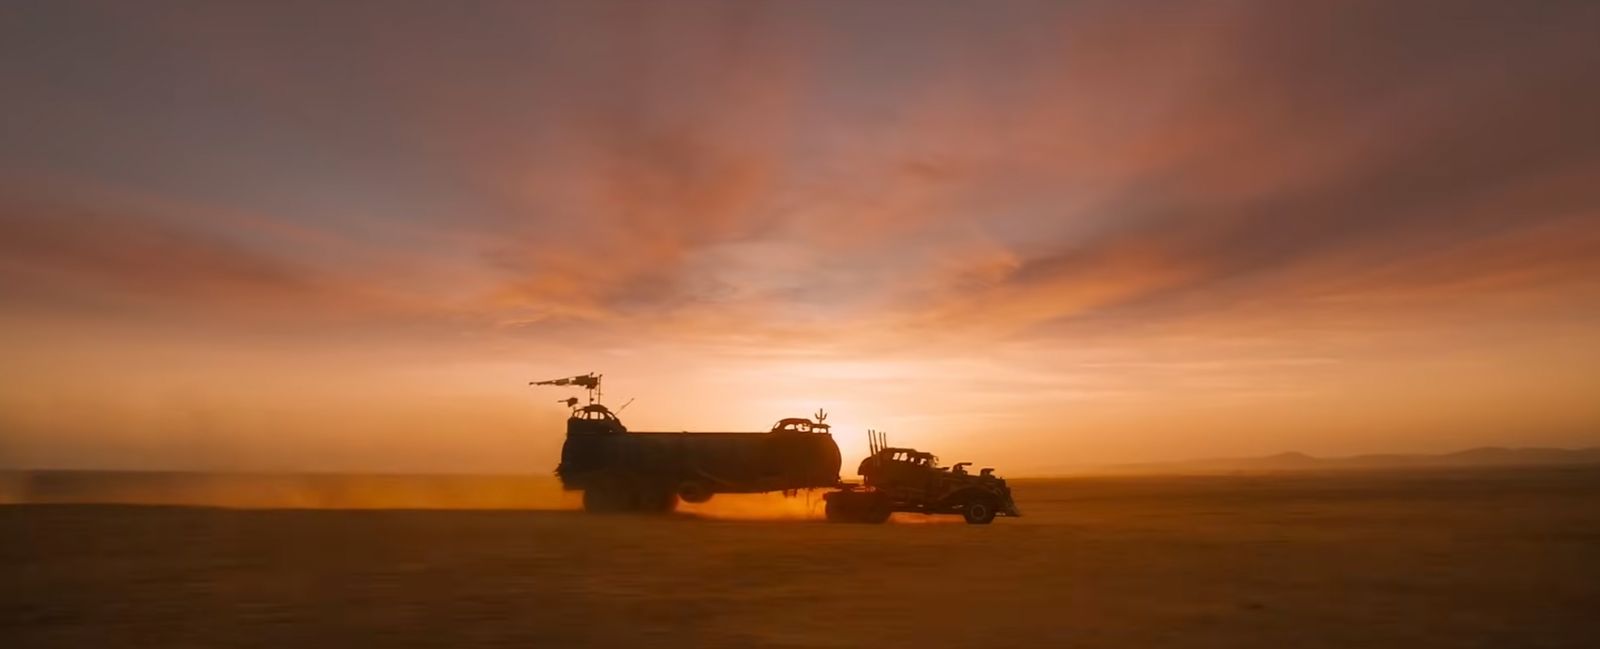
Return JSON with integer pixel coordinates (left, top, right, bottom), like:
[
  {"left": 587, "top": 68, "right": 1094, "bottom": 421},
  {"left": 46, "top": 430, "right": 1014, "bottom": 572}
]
[{"left": 2, "top": 467, "right": 1598, "bottom": 648}]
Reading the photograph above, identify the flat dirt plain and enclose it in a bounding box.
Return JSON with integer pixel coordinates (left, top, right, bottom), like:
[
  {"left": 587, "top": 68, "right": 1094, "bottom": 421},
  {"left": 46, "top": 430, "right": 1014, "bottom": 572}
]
[{"left": 3, "top": 467, "right": 1598, "bottom": 648}]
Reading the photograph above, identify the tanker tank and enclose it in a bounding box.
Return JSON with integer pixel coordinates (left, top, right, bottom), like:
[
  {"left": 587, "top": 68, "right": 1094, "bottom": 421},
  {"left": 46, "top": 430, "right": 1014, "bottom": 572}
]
[
  {"left": 534, "top": 375, "right": 843, "bottom": 513},
  {"left": 557, "top": 405, "right": 841, "bottom": 512}
]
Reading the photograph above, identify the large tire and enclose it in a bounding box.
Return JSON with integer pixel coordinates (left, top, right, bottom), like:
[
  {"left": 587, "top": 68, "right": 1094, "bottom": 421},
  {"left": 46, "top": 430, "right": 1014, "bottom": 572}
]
[
  {"left": 861, "top": 497, "right": 892, "bottom": 524},
  {"left": 824, "top": 498, "right": 847, "bottom": 522},
  {"left": 676, "top": 480, "right": 714, "bottom": 504},
  {"left": 825, "top": 491, "right": 891, "bottom": 524},
  {"left": 582, "top": 477, "right": 638, "bottom": 513},
  {"left": 635, "top": 485, "right": 678, "bottom": 513},
  {"left": 963, "top": 499, "right": 997, "bottom": 525}
]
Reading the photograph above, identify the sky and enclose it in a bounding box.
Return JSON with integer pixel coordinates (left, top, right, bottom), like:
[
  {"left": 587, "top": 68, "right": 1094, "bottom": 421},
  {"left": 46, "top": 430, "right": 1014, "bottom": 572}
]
[{"left": 2, "top": 0, "right": 1598, "bottom": 474}]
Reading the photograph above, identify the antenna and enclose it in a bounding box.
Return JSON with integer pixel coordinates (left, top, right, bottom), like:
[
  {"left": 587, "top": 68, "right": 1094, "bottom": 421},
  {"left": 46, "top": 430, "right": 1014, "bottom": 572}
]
[{"left": 614, "top": 397, "right": 636, "bottom": 414}]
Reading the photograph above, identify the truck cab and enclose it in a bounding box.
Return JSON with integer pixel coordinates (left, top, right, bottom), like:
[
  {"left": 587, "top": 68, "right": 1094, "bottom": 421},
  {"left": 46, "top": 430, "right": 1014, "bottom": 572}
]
[
  {"left": 830, "top": 444, "right": 1020, "bottom": 524},
  {"left": 567, "top": 404, "right": 627, "bottom": 435}
]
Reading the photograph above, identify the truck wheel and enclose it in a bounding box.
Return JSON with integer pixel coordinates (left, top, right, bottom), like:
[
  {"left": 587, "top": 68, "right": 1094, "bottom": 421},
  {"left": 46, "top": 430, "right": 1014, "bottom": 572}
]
[
  {"left": 676, "top": 480, "right": 714, "bottom": 504},
  {"left": 824, "top": 498, "right": 848, "bottom": 522},
  {"left": 826, "top": 492, "right": 891, "bottom": 524},
  {"left": 861, "top": 498, "right": 892, "bottom": 524},
  {"left": 963, "top": 500, "right": 996, "bottom": 525},
  {"left": 582, "top": 476, "right": 639, "bottom": 513},
  {"left": 824, "top": 493, "right": 864, "bottom": 523},
  {"left": 636, "top": 485, "right": 678, "bottom": 513}
]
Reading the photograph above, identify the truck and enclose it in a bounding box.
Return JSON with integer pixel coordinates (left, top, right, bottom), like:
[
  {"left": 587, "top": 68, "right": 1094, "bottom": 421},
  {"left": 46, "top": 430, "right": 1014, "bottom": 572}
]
[
  {"left": 822, "top": 430, "right": 1022, "bottom": 524},
  {"left": 538, "top": 374, "right": 840, "bottom": 513},
  {"left": 533, "top": 373, "right": 1019, "bottom": 524}
]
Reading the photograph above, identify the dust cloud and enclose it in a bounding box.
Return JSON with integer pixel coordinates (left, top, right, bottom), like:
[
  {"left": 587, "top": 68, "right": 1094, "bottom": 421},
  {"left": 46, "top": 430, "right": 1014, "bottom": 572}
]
[
  {"left": 2, "top": 471, "right": 579, "bottom": 510},
  {"left": 676, "top": 491, "right": 827, "bottom": 520},
  {"left": 2, "top": 472, "right": 967, "bottom": 523}
]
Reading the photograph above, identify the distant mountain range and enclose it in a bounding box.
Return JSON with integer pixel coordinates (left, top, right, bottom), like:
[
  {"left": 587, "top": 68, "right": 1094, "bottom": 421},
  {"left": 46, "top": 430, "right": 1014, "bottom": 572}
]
[{"left": 1101, "top": 446, "right": 1600, "bottom": 474}]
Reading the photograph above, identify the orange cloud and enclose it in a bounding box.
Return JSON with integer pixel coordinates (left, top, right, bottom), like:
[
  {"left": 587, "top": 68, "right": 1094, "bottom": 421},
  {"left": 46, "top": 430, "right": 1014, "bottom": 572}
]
[{"left": 1, "top": 0, "right": 1597, "bottom": 471}]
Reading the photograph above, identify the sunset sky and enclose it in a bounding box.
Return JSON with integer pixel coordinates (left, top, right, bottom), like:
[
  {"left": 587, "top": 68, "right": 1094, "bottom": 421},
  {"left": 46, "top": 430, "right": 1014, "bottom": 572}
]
[{"left": 2, "top": 1, "right": 1598, "bottom": 474}]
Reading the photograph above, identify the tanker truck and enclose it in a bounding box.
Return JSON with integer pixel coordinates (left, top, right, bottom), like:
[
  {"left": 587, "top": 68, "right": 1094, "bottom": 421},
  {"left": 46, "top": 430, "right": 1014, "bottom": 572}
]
[
  {"left": 533, "top": 373, "right": 1018, "bottom": 523},
  {"left": 534, "top": 374, "right": 841, "bottom": 513}
]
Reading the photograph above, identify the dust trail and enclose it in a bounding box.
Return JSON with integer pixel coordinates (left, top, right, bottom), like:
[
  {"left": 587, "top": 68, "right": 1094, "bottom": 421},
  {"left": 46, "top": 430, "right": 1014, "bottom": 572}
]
[
  {"left": 1, "top": 471, "right": 578, "bottom": 510},
  {"left": 675, "top": 491, "right": 827, "bottom": 520},
  {"left": 3, "top": 471, "right": 969, "bottom": 522},
  {"left": 673, "top": 491, "right": 965, "bottom": 523},
  {"left": 888, "top": 512, "right": 963, "bottom": 524}
]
